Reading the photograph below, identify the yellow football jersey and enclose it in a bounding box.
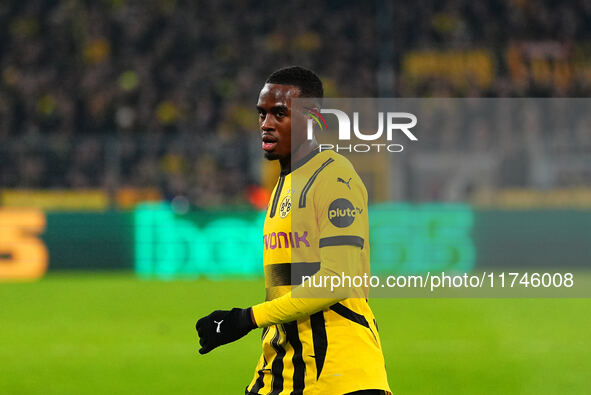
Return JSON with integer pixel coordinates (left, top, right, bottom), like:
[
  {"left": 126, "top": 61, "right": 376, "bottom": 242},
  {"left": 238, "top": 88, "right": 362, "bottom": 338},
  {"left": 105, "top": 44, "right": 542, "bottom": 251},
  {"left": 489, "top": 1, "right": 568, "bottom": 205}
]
[{"left": 246, "top": 149, "right": 391, "bottom": 395}]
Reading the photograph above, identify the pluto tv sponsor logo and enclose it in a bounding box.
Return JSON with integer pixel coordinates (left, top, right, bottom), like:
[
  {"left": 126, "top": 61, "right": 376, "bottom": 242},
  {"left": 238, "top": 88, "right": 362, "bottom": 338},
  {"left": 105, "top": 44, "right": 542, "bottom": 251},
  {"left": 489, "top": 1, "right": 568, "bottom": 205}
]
[{"left": 328, "top": 198, "right": 363, "bottom": 227}]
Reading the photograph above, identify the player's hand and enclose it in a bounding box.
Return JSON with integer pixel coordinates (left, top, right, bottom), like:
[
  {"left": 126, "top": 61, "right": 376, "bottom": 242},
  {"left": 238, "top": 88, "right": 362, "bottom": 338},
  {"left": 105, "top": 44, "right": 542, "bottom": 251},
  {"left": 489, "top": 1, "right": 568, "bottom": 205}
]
[{"left": 196, "top": 307, "right": 257, "bottom": 354}]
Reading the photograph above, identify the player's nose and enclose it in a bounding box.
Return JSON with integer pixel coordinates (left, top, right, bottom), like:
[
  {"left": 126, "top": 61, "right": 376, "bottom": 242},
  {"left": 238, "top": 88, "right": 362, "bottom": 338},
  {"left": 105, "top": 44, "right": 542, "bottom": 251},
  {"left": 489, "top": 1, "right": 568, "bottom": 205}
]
[{"left": 260, "top": 114, "right": 275, "bottom": 131}]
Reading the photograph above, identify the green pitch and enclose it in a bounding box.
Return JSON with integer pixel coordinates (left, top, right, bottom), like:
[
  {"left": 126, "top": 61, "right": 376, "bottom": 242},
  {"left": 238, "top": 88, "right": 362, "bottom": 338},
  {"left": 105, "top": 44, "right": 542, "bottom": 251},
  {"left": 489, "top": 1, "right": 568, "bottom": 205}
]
[{"left": 1, "top": 273, "right": 589, "bottom": 394}]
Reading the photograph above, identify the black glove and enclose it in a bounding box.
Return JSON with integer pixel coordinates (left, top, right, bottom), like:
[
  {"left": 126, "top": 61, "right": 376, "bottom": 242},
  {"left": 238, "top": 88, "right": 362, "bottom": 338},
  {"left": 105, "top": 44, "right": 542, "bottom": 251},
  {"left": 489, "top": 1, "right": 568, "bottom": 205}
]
[{"left": 196, "top": 307, "right": 257, "bottom": 354}]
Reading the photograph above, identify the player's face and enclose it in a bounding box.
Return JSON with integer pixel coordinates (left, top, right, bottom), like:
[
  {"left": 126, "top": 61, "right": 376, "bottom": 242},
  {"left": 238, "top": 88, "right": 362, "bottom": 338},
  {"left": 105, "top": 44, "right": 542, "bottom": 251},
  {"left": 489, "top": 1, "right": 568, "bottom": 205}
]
[{"left": 257, "top": 83, "right": 305, "bottom": 161}]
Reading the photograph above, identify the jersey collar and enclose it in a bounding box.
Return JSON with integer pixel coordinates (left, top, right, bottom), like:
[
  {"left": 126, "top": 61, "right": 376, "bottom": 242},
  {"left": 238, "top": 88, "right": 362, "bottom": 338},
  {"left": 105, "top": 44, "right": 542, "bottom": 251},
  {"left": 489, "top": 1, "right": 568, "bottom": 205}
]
[{"left": 280, "top": 147, "right": 322, "bottom": 176}]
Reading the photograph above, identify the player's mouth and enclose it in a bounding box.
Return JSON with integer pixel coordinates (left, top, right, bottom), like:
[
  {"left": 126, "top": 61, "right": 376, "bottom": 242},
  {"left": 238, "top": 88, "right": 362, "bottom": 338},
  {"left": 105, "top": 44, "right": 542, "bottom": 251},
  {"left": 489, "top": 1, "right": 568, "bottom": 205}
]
[{"left": 262, "top": 134, "right": 278, "bottom": 152}]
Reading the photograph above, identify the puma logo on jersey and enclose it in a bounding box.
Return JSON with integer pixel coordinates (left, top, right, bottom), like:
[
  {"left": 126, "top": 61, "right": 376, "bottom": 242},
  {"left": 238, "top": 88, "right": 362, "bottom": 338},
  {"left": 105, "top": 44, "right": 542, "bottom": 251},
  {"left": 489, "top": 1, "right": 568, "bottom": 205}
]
[{"left": 337, "top": 177, "right": 352, "bottom": 190}]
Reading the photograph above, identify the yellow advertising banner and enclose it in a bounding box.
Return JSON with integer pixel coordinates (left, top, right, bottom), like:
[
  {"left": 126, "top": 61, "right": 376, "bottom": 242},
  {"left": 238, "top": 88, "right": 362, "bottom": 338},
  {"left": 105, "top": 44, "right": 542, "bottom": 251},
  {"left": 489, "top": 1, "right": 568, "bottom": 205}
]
[
  {"left": 1, "top": 189, "right": 109, "bottom": 211},
  {"left": 0, "top": 208, "right": 48, "bottom": 280}
]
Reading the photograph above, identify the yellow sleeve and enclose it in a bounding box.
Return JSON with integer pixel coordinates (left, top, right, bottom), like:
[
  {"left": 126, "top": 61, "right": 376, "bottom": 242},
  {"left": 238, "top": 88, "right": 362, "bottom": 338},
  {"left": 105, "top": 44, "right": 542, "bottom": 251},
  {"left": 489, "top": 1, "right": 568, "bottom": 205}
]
[
  {"left": 315, "top": 162, "right": 368, "bottom": 247},
  {"left": 251, "top": 245, "right": 364, "bottom": 328}
]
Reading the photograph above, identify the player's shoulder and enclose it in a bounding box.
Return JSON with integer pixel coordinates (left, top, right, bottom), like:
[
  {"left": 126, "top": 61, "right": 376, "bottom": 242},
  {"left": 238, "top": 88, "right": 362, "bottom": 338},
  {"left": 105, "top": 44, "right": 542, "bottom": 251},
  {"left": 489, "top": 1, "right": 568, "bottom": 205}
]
[
  {"left": 307, "top": 149, "right": 356, "bottom": 176},
  {"left": 310, "top": 150, "right": 367, "bottom": 197},
  {"left": 322, "top": 149, "right": 355, "bottom": 169},
  {"left": 315, "top": 150, "right": 361, "bottom": 181}
]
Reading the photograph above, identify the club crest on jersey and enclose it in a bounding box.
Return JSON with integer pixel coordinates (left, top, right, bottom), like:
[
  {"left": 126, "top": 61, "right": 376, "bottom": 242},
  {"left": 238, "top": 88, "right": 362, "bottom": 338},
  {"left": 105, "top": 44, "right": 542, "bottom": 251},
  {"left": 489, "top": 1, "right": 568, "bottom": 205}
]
[
  {"left": 328, "top": 198, "right": 363, "bottom": 227},
  {"left": 279, "top": 190, "right": 292, "bottom": 218}
]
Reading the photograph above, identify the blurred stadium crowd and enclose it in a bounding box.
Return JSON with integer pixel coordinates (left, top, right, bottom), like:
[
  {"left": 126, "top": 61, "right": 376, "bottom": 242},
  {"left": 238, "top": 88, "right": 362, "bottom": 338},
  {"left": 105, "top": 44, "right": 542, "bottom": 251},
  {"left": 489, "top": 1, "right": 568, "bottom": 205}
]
[{"left": 1, "top": 0, "right": 591, "bottom": 207}]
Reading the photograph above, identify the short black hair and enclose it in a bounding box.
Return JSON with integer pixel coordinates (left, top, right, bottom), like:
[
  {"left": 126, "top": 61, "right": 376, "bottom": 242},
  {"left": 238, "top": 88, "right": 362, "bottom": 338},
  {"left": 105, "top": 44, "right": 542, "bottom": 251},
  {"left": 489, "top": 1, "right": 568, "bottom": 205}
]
[{"left": 265, "top": 66, "right": 323, "bottom": 98}]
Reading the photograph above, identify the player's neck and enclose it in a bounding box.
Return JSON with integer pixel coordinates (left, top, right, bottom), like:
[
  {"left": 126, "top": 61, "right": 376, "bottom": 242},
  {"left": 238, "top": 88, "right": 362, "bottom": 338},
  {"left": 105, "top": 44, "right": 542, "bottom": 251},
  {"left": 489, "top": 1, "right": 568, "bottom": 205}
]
[{"left": 279, "top": 140, "right": 319, "bottom": 175}]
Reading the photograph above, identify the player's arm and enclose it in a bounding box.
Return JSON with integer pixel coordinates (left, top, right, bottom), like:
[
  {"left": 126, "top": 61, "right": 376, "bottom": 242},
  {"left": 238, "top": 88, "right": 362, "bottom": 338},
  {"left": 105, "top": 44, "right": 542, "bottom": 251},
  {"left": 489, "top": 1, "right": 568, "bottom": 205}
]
[
  {"left": 252, "top": 166, "right": 369, "bottom": 327},
  {"left": 251, "top": 243, "right": 364, "bottom": 327},
  {"left": 195, "top": 244, "right": 362, "bottom": 354},
  {"left": 196, "top": 165, "right": 367, "bottom": 352}
]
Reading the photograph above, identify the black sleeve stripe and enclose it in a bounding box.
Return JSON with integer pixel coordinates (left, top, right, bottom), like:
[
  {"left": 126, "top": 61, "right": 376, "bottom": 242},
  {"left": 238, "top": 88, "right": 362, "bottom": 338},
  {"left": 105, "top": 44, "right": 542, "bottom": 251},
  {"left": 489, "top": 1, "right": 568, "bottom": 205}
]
[
  {"left": 265, "top": 262, "right": 321, "bottom": 287},
  {"left": 330, "top": 302, "right": 369, "bottom": 328},
  {"left": 298, "top": 158, "right": 334, "bottom": 208},
  {"left": 330, "top": 302, "right": 377, "bottom": 342},
  {"left": 269, "top": 175, "right": 285, "bottom": 218},
  {"left": 319, "top": 235, "right": 364, "bottom": 249}
]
